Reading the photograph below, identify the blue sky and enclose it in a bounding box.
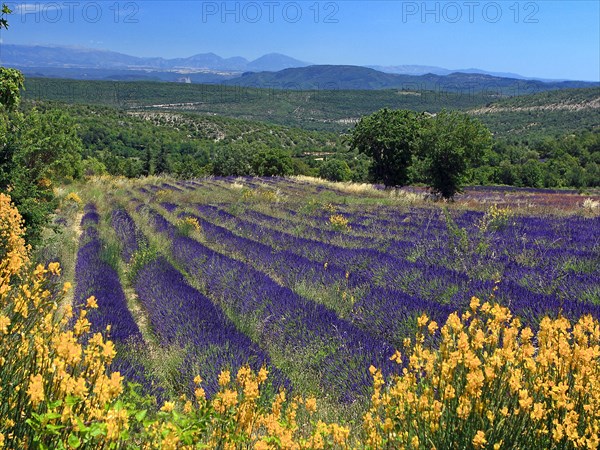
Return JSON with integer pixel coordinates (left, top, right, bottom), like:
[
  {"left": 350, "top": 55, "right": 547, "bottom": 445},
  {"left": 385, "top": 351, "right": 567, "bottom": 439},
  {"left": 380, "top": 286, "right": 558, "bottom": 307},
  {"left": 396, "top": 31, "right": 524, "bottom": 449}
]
[{"left": 1, "top": 1, "right": 599, "bottom": 80}]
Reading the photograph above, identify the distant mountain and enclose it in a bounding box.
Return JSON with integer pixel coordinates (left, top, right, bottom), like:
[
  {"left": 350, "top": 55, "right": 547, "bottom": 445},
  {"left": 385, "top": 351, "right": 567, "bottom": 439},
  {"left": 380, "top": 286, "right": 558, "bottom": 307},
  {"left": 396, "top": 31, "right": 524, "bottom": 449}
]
[
  {"left": 368, "top": 65, "right": 452, "bottom": 76},
  {"left": 2, "top": 44, "right": 596, "bottom": 89},
  {"left": 224, "top": 65, "right": 599, "bottom": 94},
  {"left": 246, "top": 53, "right": 310, "bottom": 72},
  {"left": 228, "top": 65, "right": 405, "bottom": 90},
  {"left": 0, "top": 45, "right": 148, "bottom": 68},
  {"left": 0, "top": 44, "right": 310, "bottom": 73},
  {"left": 368, "top": 65, "right": 528, "bottom": 79}
]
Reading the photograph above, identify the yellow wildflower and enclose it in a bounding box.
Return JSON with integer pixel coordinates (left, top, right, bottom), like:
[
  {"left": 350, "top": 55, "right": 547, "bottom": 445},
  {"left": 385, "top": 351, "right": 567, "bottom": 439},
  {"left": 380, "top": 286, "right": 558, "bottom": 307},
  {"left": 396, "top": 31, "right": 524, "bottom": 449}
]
[
  {"left": 305, "top": 397, "right": 317, "bottom": 413},
  {"left": 411, "top": 435, "right": 419, "bottom": 447},
  {"left": 47, "top": 261, "right": 61, "bottom": 275},
  {"left": 417, "top": 313, "right": 429, "bottom": 327},
  {"left": 390, "top": 350, "right": 402, "bottom": 364},
  {"left": 472, "top": 430, "right": 487, "bottom": 449},
  {"left": 428, "top": 321, "right": 438, "bottom": 334},
  {"left": 195, "top": 387, "right": 206, "bottom": 401},
  {"left": 86, "top": 296, "right": 98, "bottom": 308},
  {"left": 62, "top": 282, "right": 72, "bottom": 294},
  {"left": 257, "top": 367, "right": 269, "bottom": 383},
  {"left": 0, "top": 315, "right": 10, "bottom": 334},
  {"left": 161, "top": 401, "right": 175, "bottom": 413},
  {"left": 27, "top": 374, "right": 45, "bottom": 405},
  {"left": 218, "top": 370, "right": 231, "bottom": 387}
]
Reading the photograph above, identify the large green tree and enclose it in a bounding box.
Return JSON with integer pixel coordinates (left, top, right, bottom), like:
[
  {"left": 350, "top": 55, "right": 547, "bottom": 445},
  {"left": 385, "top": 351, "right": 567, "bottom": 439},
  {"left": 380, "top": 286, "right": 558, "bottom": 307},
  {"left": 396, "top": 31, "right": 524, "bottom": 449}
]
[
  {"left": 348, "top": 108, "right": 422, "bottom": 187},
  {"left": 212, "top": 144, "right": 253, "bottom": 176},
  {"left": 418, "top": 110, "right": 492, "bottom": 199},
  {"left": 252, "top": 147, "right": 293, "bottom": 176}
]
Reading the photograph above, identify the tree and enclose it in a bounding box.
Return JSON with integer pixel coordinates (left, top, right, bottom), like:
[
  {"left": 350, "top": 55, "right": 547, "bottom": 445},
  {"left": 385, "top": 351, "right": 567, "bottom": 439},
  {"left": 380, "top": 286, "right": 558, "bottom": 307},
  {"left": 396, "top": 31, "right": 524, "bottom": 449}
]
[
  {"left": 252, "top": 147, "right": 293, "bottom": 176},
  {"left": 0, "top": 67, "right": 24, "bottom": 112},
  {"left": 155, "top": 145, "right": 169, "bottom": 174},
  {"left": 0, "top": 6, "right": 24, "bottom": 113},
  {"left": 142, "top": 145, "right": 152, "bottom": 176},
  {"left": 418, "top": 110, "right": 492, "bottom": 199},
  {"left": 212, "top": 145, "right": 253, "bottom": 176},
  {"left": 348, "top": 109, "right": 422, "bottom": 187},
  {"left": 0, "top": 108, "right": 84, "bottom": 243},
  {"left": 319, "top": 159, "right": 352, "bottom": 182},
  {"left": 0, "top": 3, "right": 11, "bottom": 29}
]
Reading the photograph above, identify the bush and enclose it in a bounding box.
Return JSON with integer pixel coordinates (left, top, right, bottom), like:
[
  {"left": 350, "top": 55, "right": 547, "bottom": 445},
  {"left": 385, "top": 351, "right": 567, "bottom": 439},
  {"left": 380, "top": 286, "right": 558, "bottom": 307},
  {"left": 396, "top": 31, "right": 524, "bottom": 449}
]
[
  {"left": 319, "top": 159, "right": 353, "bottom": 182},
  {"left": 365, "top": 298, "right": 600, "bottom": 449}
]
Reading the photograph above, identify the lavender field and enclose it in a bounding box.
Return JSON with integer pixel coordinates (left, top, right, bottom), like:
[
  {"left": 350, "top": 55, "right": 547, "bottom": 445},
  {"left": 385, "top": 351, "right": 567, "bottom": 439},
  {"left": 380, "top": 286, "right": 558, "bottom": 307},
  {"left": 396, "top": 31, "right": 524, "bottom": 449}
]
[{"left": 74, "top": 176, "right": 600, "bottom": 415}]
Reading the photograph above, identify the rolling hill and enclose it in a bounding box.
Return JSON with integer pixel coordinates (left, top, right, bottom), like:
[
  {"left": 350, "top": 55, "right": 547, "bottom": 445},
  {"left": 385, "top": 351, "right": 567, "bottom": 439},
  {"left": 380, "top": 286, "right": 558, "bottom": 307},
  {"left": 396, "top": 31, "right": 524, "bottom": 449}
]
[{"left": 225, "top": 65, "right": 598, "bottom": 93}]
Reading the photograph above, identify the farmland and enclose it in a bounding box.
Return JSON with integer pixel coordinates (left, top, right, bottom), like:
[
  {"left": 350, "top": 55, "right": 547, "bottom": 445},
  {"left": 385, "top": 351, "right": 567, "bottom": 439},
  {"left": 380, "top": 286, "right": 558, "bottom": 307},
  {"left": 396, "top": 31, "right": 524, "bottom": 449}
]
[
  {"left": 3, "top": 175, "right": 600, "bottom": 448},
  {"left": 57, "top": 178, "right": 600, "bottom": 404}
]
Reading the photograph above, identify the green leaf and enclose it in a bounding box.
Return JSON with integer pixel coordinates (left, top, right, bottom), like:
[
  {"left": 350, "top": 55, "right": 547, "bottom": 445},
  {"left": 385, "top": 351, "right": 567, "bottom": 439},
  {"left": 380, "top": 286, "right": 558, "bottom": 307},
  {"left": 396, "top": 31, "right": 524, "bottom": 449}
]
[
  {"left": 68, "top": 433, "right": 81, "bottom": 449},
  {"left": 44, "top": 412, "right": 63, "bottom": 420},
  {"left": 48, "top": 399, "right": 63, "bottom": 409},
  {"left": 45, "top": 423, "right": 65, "bottom": 435},
  {"left": 76, "top": 417, "right": 89, "bottom": 433},
  {"left": 135, "top": 409, "right": 147, "bottom": 422},
  {"left": 89, "top": 424, "right": 105, "bottom": 438}
]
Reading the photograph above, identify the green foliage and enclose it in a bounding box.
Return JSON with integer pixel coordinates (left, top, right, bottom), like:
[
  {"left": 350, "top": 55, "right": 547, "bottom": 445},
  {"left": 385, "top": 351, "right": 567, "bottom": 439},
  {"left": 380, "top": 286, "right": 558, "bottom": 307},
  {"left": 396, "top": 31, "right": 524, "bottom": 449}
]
[
  {"left": 0, "top": 67, "right": 24, "bottom": 112},
  {"left": 81, "top": 157, "right": 107, "bottom": 177},
  {"left": 17, "top": 108, "right": 83, "bottom": 181},
  {"left": 319, "top": 158, "right": 353, "bottom": 182},
  {"left": 23, "top": 77, "right": 498, "bottom": 133},
  {"left": 212, "top": 145, "right": 253, "bottom": 176},
  {"left": 154, "top": 145, "right": 169, "bottom": 174},
  {"left": 0, "top": 105, "right": 84, "bottom": 243},
  {"left": 16, "top": 78, "right": 599, "bottom": 189},
  {"left": 0, "top": 3, "right": 11, "bottom": 29},
  {"left": 475, "top": 130, "right": 600, "bottom": 188},
  {"left": 418, "top": 110, "right": 492, "bottom": 198},
  {"left": 349, "top": 109, "right": 492, "bottom": 196},
  {"left": 127, "top": 242, "right": 158, "bottom": 283},
  {"left": 252, "top": 147, "right": 293, "bottom": 176},
  {"left": 349, "top": 108, "right": 422, "bottom": 186}
]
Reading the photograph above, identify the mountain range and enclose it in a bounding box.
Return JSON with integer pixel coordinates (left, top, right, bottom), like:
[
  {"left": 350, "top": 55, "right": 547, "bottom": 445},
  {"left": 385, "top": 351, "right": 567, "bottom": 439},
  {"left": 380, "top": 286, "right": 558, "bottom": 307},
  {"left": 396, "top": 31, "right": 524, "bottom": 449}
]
[
  {"left": 1, "top": 44, "right": 598, "bottom": 92},
  {"left": 0, "top": 44, "right": 310, "bottom": 73},
  {"left": 225, "top": 66, "right": 597, "bottom": 94}
]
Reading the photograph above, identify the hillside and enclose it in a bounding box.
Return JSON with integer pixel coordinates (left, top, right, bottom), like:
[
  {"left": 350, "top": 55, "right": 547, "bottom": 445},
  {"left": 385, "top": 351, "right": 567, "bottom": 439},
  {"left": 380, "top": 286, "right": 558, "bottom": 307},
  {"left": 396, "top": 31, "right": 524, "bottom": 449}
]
[
  {"left": 224, "top": 65, "right": 597, "bottom": 93},
  {"left": 22, "top": 77, "right": 498, "bottom": 131},
  {"left": 23, "top": 100, "right": 347, "bottom": 178},
  {"left": 24, "top": 78, "right": 600, "bottom": 140},
  {"left": 470, "top": 87, "right": 600, "bottom": 140}
]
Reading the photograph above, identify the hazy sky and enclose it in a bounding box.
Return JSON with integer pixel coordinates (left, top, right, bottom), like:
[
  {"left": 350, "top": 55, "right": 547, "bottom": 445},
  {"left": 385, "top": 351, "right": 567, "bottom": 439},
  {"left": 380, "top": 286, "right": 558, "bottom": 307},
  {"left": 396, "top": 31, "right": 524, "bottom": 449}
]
[{"left": 1, "top": 0, "right": 599, "bottom": 80}]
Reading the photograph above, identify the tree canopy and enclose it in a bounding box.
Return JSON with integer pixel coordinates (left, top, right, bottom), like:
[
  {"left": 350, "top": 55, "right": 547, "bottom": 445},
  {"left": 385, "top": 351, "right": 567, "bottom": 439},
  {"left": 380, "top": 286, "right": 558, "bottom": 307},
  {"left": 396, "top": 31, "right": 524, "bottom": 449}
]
[
  {"left": 418, "top": 110, "right": 492, "bottom": 198},
  {"left": 348, "top": 108, "right": 422, "bottom": 187},
  {"left": 349, "top": 108, "right": 493, "bottom": 198}
]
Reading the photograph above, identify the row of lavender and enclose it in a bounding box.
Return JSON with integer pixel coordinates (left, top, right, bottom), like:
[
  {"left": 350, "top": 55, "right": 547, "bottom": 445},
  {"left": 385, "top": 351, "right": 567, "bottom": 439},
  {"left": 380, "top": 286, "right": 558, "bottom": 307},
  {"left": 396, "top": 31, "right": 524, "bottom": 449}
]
[
  {"left": 110, "top": 207, "right": 289, "bottom": 398},
  {"left": 180, "top": 188, "right": 598, "bottom": 308},
  {"left": 135, "top": 202, "right": 400, "bottom": 403},
  {"left": 165, "top": 205, "right": 456, "bottom": 340},
  {"left": 74, "top": 205, "right": 151, "bottom": 390},
  {"left": 133, "top": 180, "right": 599, "bottom": 394},
  {"left": 188, "top": 203, "right": 599, "bottom": 333}
]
